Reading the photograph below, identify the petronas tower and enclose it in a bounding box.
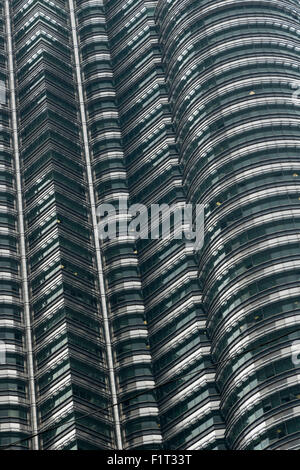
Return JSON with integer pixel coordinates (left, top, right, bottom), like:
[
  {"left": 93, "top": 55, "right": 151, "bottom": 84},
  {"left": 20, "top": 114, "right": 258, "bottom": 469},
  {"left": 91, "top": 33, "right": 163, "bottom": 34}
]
[{"left": 0, "top": 0, "right": 300, "bottom": 451}]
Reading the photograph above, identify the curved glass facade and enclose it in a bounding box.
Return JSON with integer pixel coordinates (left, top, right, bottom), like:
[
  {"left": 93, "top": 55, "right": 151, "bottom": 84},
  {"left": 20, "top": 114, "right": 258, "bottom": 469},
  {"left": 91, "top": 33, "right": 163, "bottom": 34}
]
[
  {"left": 156, "top": 0, "right": 300, "bottom": 449},
  {"left": 0, "top": 0, "right": 299, "bottom": 451},
  {"left": 76, "top": 0, "right": 162, "bottom": 450}
]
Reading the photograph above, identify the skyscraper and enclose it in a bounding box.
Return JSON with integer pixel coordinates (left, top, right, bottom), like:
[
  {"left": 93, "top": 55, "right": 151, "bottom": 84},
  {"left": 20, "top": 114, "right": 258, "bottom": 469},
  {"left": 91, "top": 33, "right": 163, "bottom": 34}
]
[{"left": 0, "top": 0, "right": 300, "bottom": 451}]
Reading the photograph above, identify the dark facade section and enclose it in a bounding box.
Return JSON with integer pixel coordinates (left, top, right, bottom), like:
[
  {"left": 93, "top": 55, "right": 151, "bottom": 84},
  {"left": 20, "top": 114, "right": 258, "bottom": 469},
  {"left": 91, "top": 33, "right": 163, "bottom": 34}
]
[{"left": 0, "top": 0, "right": 299, "bottom": 451}]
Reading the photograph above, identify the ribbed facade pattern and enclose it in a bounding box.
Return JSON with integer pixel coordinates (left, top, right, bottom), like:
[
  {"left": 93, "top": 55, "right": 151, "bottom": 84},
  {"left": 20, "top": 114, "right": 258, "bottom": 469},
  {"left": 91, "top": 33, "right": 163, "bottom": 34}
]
[
  {"left": 156, "top": 0, "right": 300, "bottom": 450},
  {"left": 76, "top": 0, "right": 162, "bottom": 449},
  {"left": 5, "top": 0, "right": 115, "bottom": 450},
  {"left": 0, "top": 0, "right": 298, "bottom": 451},
  {"left": 0, "top": 0, "right": 31, "bottom": 450},
  {"left": 104, "top": 0, "right": 225, "bottom": 450}
]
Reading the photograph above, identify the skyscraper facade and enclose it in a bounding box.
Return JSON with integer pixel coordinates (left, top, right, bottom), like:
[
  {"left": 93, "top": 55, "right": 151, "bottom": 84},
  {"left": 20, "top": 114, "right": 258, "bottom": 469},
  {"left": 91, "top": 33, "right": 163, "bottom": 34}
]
[{"left": 0, "top": 0, "right": 300, "bottom": 451}]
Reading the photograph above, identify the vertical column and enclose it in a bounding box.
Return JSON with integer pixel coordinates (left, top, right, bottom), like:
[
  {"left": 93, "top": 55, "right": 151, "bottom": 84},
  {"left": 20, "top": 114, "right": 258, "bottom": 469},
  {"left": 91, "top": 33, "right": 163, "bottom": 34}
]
[
  {"left": 73, "top": 0, "right": 163, "bottom": 450},
  {"left": 67, "top": 0, "right": 123, "bottom": 450},
  {"left": 156, "top": 0, "right": 300, "bottom": 450},
  {"left": 3, "top": 0, "right": 38, "bottom": 450},
  {"left": 10, "top": 0, "right": 115, "bottom": 450}
]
